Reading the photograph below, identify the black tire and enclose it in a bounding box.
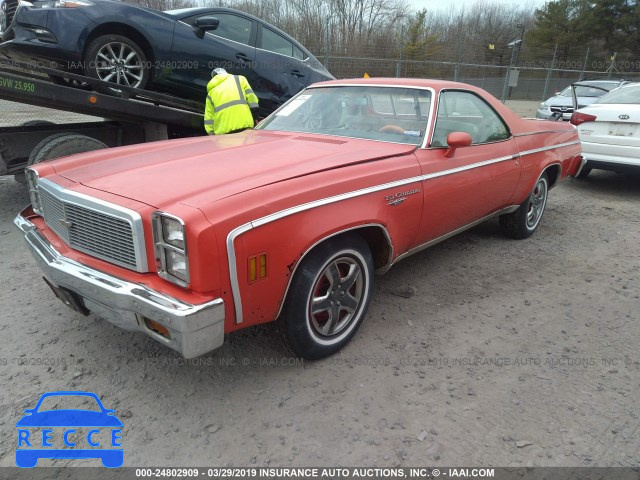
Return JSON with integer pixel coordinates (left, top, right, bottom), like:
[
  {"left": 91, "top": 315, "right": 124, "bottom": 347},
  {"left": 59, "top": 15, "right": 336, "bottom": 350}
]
[
  {"left": 500, "top": 173, "right": 549, "bottom": 239},
  {"left": 280, "top": 233, "right": 374, "bottom": 360},
  {"left": 13, "top": 122, "right": 57, "bottom": 183},
  {"left": 84, "top": 34, "right": 149, "bottom": 91},
  {"left": 28, "top": 133, "right": 108, "bottom": 166},
  {"left": 575, "top": 165, "right": 591, "bottom": 179}
]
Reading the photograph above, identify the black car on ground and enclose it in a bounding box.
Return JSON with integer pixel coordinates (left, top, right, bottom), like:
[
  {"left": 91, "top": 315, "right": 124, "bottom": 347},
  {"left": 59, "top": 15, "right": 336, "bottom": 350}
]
[{"left": 0, "top": 0, "right": 333, "bottom": 116}]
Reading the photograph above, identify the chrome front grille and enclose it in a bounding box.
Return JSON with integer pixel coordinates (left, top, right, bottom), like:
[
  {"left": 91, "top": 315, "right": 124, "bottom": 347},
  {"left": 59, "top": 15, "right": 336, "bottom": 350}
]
[
  {"left": 40, "top": 187, "right": 70, "bottom": 243},
  {"left": 37, "top": 179, "right": 147, "bottom": 272},
  {"left": 550, "top": 106, "right": 574, "bottom": 114}
]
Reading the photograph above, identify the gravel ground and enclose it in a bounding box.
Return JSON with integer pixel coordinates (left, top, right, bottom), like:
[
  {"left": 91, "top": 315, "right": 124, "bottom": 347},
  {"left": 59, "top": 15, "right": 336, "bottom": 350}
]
[{"left": 0, "top": 167, "right": 638, "bottom": 468}]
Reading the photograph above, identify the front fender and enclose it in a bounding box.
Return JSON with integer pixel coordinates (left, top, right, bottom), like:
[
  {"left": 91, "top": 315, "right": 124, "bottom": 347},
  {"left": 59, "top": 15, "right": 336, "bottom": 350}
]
[{"left": 207, "top": 155, "right": 423, "bottom": 331}]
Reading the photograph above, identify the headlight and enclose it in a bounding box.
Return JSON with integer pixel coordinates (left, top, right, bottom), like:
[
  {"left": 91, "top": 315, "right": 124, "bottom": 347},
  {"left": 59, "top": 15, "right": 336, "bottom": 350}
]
[
  {"left": 152, "top": 212, "right": 189, "bottom": 286},
  {"left": 539, "top": 103, "right": 549, "bottom": 110},
  {"left": 25, "top": 168, "right": 42, "bottom": 215},
  {"left": 166, "top": 250, "right": 188, "bottom": 280},
  {"left": 160, "top": 216, "right": 185, "bottom": 249}
]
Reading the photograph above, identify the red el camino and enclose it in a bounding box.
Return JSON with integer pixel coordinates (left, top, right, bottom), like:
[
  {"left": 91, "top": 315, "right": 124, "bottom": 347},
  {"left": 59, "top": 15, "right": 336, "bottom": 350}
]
[{"left": 15, "top": 78, "right": 583, "bottom": 360}]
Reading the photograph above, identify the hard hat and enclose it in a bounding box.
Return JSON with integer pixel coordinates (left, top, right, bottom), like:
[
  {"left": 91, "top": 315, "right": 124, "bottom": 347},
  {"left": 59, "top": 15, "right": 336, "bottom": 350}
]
[{"left": 212, "top": 67, "right": 227, "bottom": 76}]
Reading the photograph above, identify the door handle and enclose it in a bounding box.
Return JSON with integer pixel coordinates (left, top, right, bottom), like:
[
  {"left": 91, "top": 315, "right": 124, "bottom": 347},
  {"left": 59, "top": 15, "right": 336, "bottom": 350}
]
[
  {"left": 235, "top": 53, "right": 251, "bottom": 62},
  {"left": 290, "top": 69, "right": 304, "bottom": 78}
]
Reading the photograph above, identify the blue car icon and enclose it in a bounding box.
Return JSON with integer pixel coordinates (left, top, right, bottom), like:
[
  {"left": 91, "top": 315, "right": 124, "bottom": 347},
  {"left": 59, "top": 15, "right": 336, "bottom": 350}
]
[{"left": 16, "top": 391, "right": 123, "bottom": 468}]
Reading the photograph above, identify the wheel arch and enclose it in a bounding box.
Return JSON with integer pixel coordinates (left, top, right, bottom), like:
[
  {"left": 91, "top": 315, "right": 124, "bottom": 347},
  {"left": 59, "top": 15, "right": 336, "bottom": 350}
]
[
  {"left": 543, "top": 162, "right": 562, "bottom": 189},
  {"left": 83, "top": 23, "right": 156, "bottom": 70},
  {"left": 274, "top": 224, "right": 393, "bottom": 320}
]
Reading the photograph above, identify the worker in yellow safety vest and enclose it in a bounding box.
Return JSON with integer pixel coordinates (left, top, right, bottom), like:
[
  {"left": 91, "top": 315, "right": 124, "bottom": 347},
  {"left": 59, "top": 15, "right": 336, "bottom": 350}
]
[{"left": 204, "top": 68, "right": 259, "bottom": 135}]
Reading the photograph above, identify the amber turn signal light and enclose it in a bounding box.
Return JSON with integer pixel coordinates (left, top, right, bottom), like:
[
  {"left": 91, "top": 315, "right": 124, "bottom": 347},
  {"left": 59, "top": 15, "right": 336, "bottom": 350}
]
[
  {"left": 144, "top": 318, "right": 171, "bottom": 339},
  {"left": 248, "top": 253, "right": 268, "bottom": 283}
]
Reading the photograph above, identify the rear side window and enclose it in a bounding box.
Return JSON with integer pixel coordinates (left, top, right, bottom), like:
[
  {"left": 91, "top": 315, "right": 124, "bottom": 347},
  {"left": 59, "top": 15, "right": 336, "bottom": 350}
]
[
  {"left": 293, "top": 45, "right": 306, "bottom": 60},
  {"left": 261, "top": 28, "right": 294, "bottom": 57},
  {"left": 208, "top": 13, "right": 253, "bottom": 45},
  {"left": 596, "top": 86, "right": 640, "bottom": 104}
]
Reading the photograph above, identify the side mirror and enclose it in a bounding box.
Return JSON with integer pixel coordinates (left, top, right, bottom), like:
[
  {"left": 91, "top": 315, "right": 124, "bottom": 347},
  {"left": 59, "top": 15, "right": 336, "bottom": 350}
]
[
  {"left": 194, "top": 16, "right": 219, "bottom": 38},
  {"left": 445, "top": 132, "right": 472, "bottom": 158}
]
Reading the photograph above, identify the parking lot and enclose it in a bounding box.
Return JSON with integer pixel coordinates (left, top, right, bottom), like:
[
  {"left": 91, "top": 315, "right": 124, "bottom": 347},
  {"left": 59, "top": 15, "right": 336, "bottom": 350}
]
[{"left": 1, "top": 155, "right": 639, "bottom": 467}]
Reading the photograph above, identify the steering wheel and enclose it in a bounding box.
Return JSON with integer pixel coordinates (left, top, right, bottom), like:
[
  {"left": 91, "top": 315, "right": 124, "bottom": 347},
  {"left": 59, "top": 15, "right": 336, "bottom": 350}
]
[
  {"left": 379, "top": 125, "right": 405, "bottom": 135},
  {"left": 298, "top": 101, "right": 322, "bottom": 129}
]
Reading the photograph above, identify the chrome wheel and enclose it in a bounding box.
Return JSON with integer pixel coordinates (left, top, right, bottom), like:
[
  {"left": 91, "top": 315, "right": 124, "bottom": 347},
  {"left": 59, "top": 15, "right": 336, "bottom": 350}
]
[
  {"left": 282, "top": 233, "right": 374, "bottom": 359},
  {"left": 526, "top": 177, "right": 548, "bottom": 230},
  {"left": 94, "top": 42, "right": 144, "bottom": 87},
  {"left": 308, "top": 255, "right": 365, "bottom": 338},
  {"left": 499, "top": 172, "right": 549, "bottom": 239}
]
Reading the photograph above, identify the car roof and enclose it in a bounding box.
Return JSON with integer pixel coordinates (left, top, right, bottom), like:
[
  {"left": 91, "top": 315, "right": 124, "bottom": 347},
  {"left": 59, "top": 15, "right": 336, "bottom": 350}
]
[
  {"left": 579, "top": 78, "right": 627, "bottom": 83},
  {"left": 571, "top": 79, "right": 628, "bottom": 88},
  {"left": 310, "top": 77, "right": 481, "bottom": 90}
]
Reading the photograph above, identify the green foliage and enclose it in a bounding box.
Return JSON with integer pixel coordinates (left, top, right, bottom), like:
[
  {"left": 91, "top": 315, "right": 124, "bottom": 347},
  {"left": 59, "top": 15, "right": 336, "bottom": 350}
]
[
  {"left": 402, "top": 10, "right": 438, "bottom": 60},
  {"left": 527, "top": 0, "right": 640, "bottom": 57}
]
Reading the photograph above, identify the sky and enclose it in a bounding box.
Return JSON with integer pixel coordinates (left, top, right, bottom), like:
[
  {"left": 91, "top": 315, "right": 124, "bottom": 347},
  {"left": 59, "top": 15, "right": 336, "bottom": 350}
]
[{"left": 408, "top": 0, "right": 548, "bottom": 13}]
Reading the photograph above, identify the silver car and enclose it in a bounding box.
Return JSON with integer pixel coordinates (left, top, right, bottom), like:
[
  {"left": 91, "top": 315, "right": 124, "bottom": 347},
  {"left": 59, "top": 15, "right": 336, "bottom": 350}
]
[{"left": 536, "top": 80, "right": 628, "bottom": 120}]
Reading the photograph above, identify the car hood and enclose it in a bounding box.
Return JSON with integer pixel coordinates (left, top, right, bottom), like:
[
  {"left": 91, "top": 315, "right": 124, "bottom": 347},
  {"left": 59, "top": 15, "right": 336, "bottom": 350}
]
[
  {"left": 51, "top": 131, "right": 418, "bottom": 209},
  {"left": 16, "top": 410, "right": 123, "bottom": 427}
]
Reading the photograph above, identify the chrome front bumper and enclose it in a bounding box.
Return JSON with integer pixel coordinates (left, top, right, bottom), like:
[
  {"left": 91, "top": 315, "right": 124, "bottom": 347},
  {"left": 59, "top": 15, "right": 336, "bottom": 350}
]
[{"left": 14, "top": 212, "right": 225, "bottom": 358}]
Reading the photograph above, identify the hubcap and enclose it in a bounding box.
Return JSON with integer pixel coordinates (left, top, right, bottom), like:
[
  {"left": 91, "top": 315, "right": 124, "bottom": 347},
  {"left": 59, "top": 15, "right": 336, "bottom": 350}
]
[
  {"left": 526, "top": 178, "right": 547, "bottom": 229},
  {"left": 94, "top": 42, "right": 143, "bottom": 87},
  {"left": 308, "top": 255, "right": 364, "bottom": 338}
]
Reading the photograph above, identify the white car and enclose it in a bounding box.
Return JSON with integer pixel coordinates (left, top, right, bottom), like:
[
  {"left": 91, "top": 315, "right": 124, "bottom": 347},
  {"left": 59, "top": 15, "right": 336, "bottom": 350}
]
[{"left": 570, "top": 83, "right": 640, "bottom": 178}]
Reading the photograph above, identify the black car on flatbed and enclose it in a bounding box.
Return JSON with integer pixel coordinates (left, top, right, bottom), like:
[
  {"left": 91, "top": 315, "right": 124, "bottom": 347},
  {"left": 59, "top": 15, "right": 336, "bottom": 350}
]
[{"left": 0, "top": 1, "right": 333, "bottom": 117}]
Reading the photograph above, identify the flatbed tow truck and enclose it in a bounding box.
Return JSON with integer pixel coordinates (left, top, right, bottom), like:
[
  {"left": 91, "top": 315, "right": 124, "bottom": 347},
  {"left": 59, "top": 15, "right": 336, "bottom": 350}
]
[{"left": 0, "top": 60, "right": 205, "bottom": 183}]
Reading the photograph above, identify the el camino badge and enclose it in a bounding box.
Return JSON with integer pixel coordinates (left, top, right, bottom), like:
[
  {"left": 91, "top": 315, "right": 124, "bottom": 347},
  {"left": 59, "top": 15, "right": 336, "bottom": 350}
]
[{"left": 385, "top": 188, "right": 420, "bottom": 206}]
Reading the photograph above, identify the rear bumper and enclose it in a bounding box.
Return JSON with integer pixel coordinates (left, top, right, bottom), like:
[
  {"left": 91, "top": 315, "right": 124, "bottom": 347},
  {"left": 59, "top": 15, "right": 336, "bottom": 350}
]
[
  {"left": 582, "top": 142, "right": 640, "bottom": 172},
  {"left": 583, "top": 159, "right": 640, "bottom": 174},
  {"left": 14, "top": 211, "right": 225, "bottom": 358}
]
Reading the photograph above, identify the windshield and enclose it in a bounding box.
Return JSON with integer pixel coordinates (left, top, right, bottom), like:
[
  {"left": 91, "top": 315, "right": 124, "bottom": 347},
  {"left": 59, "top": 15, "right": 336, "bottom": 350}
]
[
  {"left": 595, "top": 85, "right": 640, "bottom": 104},
  {"left": 258, "top": 86, "right": 432, "bottom": 146},
  {"left": 559, "top": 82, "right": 619, "bottom": 98}
]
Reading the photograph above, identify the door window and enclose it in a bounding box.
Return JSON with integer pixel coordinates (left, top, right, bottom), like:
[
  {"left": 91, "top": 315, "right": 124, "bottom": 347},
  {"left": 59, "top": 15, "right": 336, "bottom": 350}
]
[
  {"left": 205, "top": 13, "right": 253, "bottom": 45},
  {"left": 432, "top": 91, "right": 510, "bottom": 147}
]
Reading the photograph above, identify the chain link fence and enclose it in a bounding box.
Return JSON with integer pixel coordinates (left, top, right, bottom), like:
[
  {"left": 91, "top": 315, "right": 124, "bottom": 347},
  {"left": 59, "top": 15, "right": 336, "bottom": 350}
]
[
  {"left": 3, "top": 44, "right": 639, "bottom": 125},
  {"left": 321, "top": 47, "right": 640, "bottom": 103}
]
